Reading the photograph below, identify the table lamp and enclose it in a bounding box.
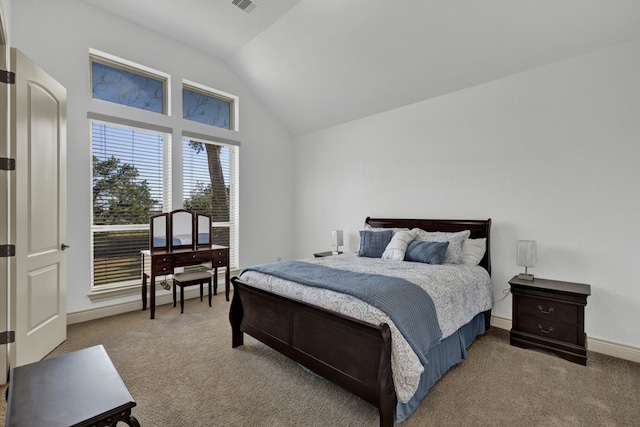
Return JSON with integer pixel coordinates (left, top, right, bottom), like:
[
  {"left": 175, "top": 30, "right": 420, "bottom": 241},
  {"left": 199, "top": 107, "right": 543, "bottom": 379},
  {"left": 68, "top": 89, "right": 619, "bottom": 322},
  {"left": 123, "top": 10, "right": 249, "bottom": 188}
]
[
  {"left": 331, "top": 230, "right": 343, "bottom": 255},
  {"left": 516, "top": 240, "right": 537, "bottom": 281}
]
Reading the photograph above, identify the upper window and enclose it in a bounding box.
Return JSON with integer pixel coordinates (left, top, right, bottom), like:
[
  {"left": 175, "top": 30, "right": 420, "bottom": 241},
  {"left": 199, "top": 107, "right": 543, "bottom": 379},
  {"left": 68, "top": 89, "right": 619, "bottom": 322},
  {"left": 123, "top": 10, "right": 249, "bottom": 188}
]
[
  {"left": 91, "top": 56, "right": 167, "bottom": 114},
  {"left": 183, "top": 84, "right": 233, "bottom": 129}
]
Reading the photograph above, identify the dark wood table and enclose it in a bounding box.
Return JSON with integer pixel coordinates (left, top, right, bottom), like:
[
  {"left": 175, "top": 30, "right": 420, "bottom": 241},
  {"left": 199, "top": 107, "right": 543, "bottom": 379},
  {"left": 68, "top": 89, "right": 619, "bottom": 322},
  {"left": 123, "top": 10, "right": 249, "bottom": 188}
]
[
  {"left": 5, "top": 345, "right": 140, "bottom": 426},
  {"left": 141, "top": 245, "right": 230, "bottom": 319}
]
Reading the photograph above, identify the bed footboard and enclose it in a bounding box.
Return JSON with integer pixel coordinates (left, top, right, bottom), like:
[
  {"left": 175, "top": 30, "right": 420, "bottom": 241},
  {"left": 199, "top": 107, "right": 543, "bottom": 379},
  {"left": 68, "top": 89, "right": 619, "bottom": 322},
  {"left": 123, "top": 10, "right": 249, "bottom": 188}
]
[{"left": 229, "top": 277, "right": 396, "bottom": 427}]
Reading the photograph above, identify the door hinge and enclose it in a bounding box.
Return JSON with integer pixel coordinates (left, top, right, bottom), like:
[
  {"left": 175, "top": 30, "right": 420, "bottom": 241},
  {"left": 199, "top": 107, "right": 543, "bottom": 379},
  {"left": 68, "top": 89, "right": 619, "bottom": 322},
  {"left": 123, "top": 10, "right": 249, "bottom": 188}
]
[
  {"left": 0, "top": 331, "right": 15, "bottom": 345},
  {"left": 0, "top": 244, "right": 15, "bottom": 257},
  {"left": 0, "top": 157, "right": 16, "bottom": 171},
  {"left": 1, "top": 70, "right": 15, "bottom": 84}
]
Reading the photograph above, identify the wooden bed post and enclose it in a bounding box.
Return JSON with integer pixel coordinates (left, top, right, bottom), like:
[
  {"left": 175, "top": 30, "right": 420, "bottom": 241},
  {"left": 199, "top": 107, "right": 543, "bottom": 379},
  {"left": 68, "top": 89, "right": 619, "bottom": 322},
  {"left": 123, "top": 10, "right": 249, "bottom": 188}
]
[
  {"left": 377, "top": 323, "right": 396, "bottom": 427},
  {"left": 229, "top": 278, "right": 244, "bottom": 348}
]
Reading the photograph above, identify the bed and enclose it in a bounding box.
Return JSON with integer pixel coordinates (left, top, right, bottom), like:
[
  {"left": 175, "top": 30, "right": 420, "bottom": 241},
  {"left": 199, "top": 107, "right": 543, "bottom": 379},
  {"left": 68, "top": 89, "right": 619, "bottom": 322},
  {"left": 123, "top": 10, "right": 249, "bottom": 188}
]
[{"left": 229, "top": 217, "right": 492, "bottom": 426}]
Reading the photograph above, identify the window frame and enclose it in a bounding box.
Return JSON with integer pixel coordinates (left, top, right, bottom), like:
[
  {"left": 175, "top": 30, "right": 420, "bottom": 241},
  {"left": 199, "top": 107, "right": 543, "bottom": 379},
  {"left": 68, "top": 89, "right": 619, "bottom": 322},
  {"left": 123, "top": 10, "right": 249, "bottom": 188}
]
[
  {"left": 183, "top": 79, "right": 240, "bottom": 131},
  {"left": 181, "top": 136, "right": 240, "bottom": 269},
  {"left": 89, "top": 49, "right": 170, "bottom": 115},
  {"left": 89, "top": 119, "right": 172, "bottom": 290},
  {"left": 87, "top": 51, "right": 240, "bottom": 301},
  {"left": 183, "top": 83, "right": 234, "bottom": 129}
]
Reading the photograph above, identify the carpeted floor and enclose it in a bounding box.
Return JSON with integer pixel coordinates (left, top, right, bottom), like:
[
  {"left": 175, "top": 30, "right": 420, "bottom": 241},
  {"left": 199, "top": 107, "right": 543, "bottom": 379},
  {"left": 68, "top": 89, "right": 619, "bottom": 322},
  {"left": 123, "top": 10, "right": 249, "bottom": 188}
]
[{"left": 2, "top": 294, "right": 639, "bottom": 426}]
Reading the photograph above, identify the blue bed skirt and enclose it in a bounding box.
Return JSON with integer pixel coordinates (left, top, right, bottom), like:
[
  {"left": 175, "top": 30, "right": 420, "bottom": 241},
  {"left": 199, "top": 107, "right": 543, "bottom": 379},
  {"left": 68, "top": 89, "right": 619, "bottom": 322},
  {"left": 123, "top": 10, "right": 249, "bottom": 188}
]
[{"left": 395, "top": 310, "right": 490, "bottom": 423}]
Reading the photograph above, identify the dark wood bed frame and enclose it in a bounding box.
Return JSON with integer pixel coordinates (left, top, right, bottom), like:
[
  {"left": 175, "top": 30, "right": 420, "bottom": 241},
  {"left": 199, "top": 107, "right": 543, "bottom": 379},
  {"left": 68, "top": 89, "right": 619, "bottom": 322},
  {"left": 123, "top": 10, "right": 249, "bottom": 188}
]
[{"left": 229, "top": 217, "right": 492, "bottom": 426}]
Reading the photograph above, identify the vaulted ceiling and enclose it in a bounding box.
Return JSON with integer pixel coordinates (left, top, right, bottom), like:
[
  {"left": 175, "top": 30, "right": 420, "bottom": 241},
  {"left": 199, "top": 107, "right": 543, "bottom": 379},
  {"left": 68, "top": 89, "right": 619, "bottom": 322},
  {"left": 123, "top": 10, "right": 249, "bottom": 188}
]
[{"left": 82, "top": 0, "right": 640, "bottom": 136}]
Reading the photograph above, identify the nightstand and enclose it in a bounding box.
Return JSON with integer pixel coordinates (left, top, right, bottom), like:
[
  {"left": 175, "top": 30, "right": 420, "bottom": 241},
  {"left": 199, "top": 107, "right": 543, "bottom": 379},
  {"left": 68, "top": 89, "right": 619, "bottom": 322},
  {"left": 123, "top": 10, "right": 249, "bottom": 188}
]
[
  {"left": 313, "top": 251, "right": 342, "bottom": 258},
  {"left": 509, "top": 276, "right": 591, "bottom": 365}
]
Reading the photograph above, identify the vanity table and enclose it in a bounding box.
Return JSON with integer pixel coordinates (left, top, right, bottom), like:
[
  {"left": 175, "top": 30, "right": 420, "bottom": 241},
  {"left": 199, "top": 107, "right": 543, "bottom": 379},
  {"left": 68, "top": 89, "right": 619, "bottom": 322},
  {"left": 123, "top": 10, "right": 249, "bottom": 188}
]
[
  {"left": 141, "top": 245, "right": 229, "bottom": 319},
  {"left": 141, "top": 209, "right": 230, "bottom": 319}
]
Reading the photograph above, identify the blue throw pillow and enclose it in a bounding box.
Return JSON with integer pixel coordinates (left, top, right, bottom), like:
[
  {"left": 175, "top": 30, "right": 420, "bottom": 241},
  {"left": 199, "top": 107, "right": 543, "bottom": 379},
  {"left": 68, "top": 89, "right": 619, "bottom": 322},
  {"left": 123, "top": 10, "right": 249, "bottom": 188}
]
[
  {"left": 358, "top": 230, "right": 393, "bottom": 258},
  {"left": 404, "top": 241, "right": 449, "bottom": 264}
]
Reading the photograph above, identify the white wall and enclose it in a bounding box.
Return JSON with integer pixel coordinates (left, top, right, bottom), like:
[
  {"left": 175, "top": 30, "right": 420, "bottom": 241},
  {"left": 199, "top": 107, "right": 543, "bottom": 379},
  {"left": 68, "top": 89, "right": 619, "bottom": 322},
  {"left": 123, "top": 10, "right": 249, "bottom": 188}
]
[
  {"left": 9, "top": 0, "right": 294, "bottom": 313},
  {"left": 293, "top": 38, "right": 640, "bottom": 348},
  {"left": 8, "top": 0, "right": 640, "bottom": 350}
]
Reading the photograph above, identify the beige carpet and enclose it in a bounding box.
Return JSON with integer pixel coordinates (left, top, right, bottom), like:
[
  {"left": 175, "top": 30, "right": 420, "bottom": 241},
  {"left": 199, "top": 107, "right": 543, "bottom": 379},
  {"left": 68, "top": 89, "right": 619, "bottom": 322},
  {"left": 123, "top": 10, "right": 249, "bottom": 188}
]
[{"left": 2, "top": 293, "right": 639, "bottom": 426}]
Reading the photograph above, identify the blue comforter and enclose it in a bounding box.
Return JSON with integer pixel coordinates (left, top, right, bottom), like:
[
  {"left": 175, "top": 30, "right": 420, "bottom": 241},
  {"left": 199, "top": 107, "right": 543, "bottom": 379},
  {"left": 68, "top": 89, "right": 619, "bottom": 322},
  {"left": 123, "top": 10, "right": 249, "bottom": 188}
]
[{"left": 243, "top": 260, "right": 442, "bottom": 366}]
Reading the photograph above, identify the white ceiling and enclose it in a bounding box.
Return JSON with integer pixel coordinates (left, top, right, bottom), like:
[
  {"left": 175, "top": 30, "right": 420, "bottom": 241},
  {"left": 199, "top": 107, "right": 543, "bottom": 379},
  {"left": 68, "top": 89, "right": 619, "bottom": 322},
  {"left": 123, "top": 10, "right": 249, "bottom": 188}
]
[{"left": 82, "top": 0, "right": 640, "bottom": 136}]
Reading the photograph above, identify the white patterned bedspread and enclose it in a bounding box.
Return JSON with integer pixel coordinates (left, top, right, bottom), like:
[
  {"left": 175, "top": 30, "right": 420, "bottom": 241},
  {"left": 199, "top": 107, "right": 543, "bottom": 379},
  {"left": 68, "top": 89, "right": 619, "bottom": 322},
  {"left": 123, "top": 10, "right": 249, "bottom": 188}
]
[{"left": 239, "top": 253, "right": 492, "bottom": 403}]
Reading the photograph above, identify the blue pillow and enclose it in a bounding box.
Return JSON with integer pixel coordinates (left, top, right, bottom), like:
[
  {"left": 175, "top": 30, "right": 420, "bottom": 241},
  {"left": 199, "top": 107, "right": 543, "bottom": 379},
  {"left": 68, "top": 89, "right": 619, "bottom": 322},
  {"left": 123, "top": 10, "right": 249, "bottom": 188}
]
[
  {"left": 358, "top": 230, "right": 393, "bottom": 258},
  {"left": 404, "top": 241, "right": 449, "bottom": 264}
]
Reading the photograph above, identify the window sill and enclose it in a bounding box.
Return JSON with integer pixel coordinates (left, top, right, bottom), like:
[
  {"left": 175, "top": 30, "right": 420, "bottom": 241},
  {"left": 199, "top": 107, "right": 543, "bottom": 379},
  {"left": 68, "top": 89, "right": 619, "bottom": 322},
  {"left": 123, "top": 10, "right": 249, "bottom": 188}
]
[{"left": 88, "top": 281, "right": 142, "bottom": 302}]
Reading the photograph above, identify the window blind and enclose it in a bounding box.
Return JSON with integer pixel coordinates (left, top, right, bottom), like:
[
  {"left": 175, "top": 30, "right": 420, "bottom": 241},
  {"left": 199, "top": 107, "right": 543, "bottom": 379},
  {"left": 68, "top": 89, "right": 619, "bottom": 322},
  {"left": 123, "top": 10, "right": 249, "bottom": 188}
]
[
  {"left": 182, "top": 137, "right": 239, "bottom": 270},
  {"left": 91, "top": 122, "right": 168, "bottom": 286}
]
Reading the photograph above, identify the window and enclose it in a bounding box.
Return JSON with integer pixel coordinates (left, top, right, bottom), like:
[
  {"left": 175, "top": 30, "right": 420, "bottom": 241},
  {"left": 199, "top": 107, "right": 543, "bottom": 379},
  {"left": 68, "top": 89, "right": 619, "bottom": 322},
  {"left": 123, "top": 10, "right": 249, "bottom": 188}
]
[
  {"left": 91, "top": 56, "right": 167, "bottom": 114},
  {"left": 91, "top": 122, "right": 169, "bottom": 286},
  {"left": 182, "top": 137, "right": 239, "bottom": 268},
  {"left": 89, "top": 51, "right": 239, "bottom": 293},
  {"left": 183, "top": 85, "right": 233, "bottom": 129}
]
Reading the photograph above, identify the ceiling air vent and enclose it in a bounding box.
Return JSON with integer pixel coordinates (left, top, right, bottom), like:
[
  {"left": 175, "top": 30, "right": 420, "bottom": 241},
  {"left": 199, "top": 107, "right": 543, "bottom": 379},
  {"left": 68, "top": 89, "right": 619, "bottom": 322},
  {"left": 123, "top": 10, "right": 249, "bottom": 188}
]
[{"left": 232, "top": 0, "right": 258, "bottom": 14}]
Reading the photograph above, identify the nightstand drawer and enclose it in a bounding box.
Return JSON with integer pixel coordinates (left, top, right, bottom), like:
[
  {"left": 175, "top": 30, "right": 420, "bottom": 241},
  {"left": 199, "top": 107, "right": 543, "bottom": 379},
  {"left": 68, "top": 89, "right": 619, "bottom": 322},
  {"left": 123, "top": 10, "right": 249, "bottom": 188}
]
[
  {"left": 517, "top": 295, "right": 578, "bottom": 324},
  {"left": 517, "top": 315, "right": 579, "bottom": 344}
]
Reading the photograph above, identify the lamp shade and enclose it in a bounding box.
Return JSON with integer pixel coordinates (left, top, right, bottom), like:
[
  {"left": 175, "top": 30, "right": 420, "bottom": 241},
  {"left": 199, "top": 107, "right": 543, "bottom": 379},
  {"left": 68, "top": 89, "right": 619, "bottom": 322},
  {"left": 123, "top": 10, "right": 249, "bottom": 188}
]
[
  {"left": 516, "top": 240, "right": 537, "bottom": 268},
  {"left": 331, "top": 230, "right": 344, "bottom": 247}
]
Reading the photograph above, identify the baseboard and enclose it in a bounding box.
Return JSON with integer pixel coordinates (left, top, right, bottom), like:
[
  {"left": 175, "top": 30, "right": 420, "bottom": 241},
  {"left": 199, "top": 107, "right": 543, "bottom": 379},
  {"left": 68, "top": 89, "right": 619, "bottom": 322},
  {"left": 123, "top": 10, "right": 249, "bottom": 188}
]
[
  {"left": 490, "top": 315, "right": 512, "bottom": 331},
  {"left": 587, "top": 337, "right": 640, "bottom": 364},
  {"left": 490, "top": 315, "right": 640, "bottom": 364},
  {"left": 67, "top": 287, "right": 212, "bottom": 325}
]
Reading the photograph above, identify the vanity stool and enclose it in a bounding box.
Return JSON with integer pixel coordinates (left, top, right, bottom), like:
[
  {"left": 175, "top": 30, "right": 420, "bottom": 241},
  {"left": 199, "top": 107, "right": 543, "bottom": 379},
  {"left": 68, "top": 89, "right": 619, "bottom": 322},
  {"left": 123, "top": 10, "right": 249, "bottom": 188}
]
[{"left": 173, "top": 270, "right": 214, "bottom": 313}]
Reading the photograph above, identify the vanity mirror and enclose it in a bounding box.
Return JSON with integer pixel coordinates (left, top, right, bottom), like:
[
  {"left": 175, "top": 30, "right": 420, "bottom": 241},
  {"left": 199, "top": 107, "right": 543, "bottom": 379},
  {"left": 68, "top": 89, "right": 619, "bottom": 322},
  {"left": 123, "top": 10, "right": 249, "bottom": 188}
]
[
  {"left": 150, "top": 213, "right": 169, "bottom": 252},
  {"left": 169, "top": 209, "right": 195, "bottom": 251},
  {"left": 196, "top": 213, "right": 212, "bottom": 248}
]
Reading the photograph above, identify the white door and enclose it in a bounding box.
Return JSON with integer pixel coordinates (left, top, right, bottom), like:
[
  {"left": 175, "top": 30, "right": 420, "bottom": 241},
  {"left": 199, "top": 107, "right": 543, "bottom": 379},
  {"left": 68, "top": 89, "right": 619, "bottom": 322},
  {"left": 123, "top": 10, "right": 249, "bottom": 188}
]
[{"left": 9, "top": 48, "right": 67, "bottom": 367}]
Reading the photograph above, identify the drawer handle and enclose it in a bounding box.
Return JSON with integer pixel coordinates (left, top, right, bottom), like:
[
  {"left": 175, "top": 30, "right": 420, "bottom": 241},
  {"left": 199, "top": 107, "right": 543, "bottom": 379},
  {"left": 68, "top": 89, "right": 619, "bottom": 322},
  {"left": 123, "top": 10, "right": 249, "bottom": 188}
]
[
  {"left": 537, "top": 305, "right": 554, "bottom": 315},
  {"left": 538, "top": 324, "right": 554, "bottom": 334}
]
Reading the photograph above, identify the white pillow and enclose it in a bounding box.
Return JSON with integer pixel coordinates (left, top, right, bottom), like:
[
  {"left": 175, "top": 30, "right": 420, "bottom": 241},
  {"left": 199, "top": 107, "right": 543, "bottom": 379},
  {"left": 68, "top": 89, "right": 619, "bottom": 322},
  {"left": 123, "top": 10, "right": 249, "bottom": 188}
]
[
  {"left": 381, "top": 229, "right": 416, "bottom": 260},
  {"left": 462, "top": 238, "right": 486, "bottom": 266},
  {"left": 411, "top": 228, "right": 470, "bottom": 264}
]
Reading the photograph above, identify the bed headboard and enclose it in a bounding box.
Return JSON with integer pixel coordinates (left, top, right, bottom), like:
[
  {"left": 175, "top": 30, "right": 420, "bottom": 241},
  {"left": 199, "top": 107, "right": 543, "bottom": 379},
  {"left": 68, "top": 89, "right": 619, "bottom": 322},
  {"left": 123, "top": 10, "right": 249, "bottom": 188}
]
[{"left": 365, "top": 217, "right": 492, "bottom": 275}]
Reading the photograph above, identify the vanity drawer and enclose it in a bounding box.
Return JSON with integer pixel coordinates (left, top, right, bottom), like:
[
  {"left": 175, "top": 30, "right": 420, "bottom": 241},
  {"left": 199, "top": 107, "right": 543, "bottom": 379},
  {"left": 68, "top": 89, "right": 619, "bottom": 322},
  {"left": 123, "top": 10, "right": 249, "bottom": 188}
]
[
  {"left": 516, "top": 314, "right": 579, "bottom": 345},
  {"left": 152, "top": 255, "right": 174, "bottom": 274},
  {"left": 517, "top": 295, "right": 578, "bottom": 324},
  {"left": 211, "top": 250, "right": 228, "bottom": 267},
  {"left": 174, "top": 251, "right": 211, "bottom": 264}
]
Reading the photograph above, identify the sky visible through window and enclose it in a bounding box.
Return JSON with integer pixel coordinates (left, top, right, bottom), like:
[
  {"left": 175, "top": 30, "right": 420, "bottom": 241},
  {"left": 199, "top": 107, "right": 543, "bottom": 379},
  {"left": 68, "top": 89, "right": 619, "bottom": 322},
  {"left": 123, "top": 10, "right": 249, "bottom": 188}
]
[
  {"left": 183, "top": 88, "right": 231, "bottom": 129},
  {"left": 92, "top": 61, "right": 164, "bottom": 113},
  {"left": 92, "top": 123, "right": 165, "bottom": 216},
  {"left": 183, "top": 138, "right": 231, "bottom": 207},
  {"left": 92, "top": 123, "right": 230, "bottom": 217}
]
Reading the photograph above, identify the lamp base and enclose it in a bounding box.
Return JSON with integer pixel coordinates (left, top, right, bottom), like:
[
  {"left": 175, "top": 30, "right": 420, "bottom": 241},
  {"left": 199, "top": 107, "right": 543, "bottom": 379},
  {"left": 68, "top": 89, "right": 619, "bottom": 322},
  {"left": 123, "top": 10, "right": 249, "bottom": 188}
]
[
  {"left": 331, "top": 251, "right": 343, "bottom": 255},
  {"left": 517, "top": 273, "right": 535, "bottom": 281}
]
